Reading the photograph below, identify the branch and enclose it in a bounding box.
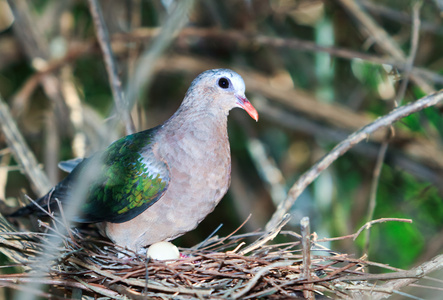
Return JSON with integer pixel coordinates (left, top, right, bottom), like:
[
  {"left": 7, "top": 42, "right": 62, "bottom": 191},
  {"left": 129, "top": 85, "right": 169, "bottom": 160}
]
[
  {"left": 368, "top": 254, "right": 443, "bottom": 299},
  {"left": 0, "top": 94, "right": 51, "bottom": 195},
  {"left": 265, "top": 89, "right": 443, "bottom": 230},
  {"left": 364, "top": 1, "right": 422, "bottom": 254},
  {"left": 13, "top": 45, "right": 443, "bottom": 175},
  {"left": 336, "top": 0, "right": 434, "bottom": 94},
  {"left": 87, "top": 0, "right": 135, "bottom": 135},
  {"left": 113, "top": 27, "right": 443, "bottom": 85},
  {"left": 123, "top": 1, "right": 195, "bottom": 117},
  {"left": 301, "top": 217, "right": 314, "bottom": 300}
]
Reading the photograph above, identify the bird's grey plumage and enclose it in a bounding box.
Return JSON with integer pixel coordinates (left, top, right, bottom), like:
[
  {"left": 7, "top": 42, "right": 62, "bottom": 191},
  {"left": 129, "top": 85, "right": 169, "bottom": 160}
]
[
  {"left": 104, "top": 106, "right": 231, "bottom": 250},
  {"left": 104, "top": 69, "right": 258, "bottom": 251},
  {"left": 11, "top": 69, "right": 258, "bottom": 252}
]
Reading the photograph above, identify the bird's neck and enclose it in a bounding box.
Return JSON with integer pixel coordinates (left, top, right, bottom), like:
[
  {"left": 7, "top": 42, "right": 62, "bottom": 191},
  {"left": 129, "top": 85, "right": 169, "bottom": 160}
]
[
  {"left": 173, "top": 105, "right": 228, "bottom": 131},
  {"left": 161, "top": 107, "right": 229, "bottom": 145},
  {"left": 156, "top": 107, "right": 230, "bottom": 169}
]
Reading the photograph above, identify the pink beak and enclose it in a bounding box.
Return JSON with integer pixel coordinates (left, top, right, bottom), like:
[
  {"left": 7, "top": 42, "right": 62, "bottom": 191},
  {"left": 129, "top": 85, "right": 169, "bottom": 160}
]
[{"left": 236, "top": 95, "right": 259, "bottom": 122}]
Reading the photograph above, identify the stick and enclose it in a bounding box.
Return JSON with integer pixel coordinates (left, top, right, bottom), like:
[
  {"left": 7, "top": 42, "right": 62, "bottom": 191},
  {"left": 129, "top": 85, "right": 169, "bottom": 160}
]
[
  {"left": 87, "top": 0, "right": 135, "bottom": 135},
  {"left": 265, "top": 89, "right": 443, "bottom": 231},
  {"left": 239, "top": 214, "right": 290, "bottom": 255},
  {"left": 0, "top": 94, "right": 51, "bottom": 195},
  {"left": 301, "top": 217, "right": 314, "bottom": 299},
  {"left": 365, "top": 1, "right": 422, "bottom": 253},
  {"left": 336, "top": 0, "right": 433, "bottom": 94},
  {"left": 231, "top": 261, "right": 294, "bottom": 299}
]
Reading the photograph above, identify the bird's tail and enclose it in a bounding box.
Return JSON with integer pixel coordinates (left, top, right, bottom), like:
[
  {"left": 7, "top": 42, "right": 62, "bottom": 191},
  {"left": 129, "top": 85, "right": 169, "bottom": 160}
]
[
  {"left": 8, "top": 192, "right": 53, "bottom": 218},
  {"left": 8, "top": 204, "right": 37, "bottom": 218}
]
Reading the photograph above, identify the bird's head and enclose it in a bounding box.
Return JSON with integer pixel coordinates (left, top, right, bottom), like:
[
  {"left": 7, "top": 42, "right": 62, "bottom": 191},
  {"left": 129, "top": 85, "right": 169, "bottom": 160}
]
[{"left": 183, "top": 69, "right": 258, "bottom": 122}]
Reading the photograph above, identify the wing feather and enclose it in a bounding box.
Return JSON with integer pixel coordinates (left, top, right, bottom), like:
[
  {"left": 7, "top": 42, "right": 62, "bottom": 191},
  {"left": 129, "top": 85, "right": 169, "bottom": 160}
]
[{"left": 78, "top": 128, "right": 169, "bottom": 223}]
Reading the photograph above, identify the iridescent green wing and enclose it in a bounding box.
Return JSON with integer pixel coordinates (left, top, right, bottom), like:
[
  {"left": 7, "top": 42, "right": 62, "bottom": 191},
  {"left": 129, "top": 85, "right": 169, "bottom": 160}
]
[{"left": 78, "top": 127, "right": 169, "bottom": 223}]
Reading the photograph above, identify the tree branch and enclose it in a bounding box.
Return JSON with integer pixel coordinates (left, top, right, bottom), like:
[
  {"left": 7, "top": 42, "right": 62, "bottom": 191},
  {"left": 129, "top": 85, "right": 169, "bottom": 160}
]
[
  {"left": 265, "top": 89, "right": 443, "bottom": 230},
  {"left": 0, "top": 94, "right": 51, "bottom": 195},
  {"left": 87, "top": 0, "right": 135, "bottom": 135}
]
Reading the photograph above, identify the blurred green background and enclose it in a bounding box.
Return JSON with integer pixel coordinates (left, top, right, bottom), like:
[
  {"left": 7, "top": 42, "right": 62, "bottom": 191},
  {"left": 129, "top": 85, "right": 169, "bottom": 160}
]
[{"left": 0, "top": 0, "right": 442, "bottom": 297}]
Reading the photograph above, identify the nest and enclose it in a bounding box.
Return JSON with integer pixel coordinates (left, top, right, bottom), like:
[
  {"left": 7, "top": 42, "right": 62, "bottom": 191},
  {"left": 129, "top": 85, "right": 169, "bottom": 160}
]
[{"left": 0, "top": 212, "right": 427, "bottom": 300}]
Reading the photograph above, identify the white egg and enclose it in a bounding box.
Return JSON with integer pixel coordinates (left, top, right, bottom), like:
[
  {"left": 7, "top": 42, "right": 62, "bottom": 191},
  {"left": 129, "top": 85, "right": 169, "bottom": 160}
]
[{"left": 147, "top": 241, "right": 180, "bottom": 260}]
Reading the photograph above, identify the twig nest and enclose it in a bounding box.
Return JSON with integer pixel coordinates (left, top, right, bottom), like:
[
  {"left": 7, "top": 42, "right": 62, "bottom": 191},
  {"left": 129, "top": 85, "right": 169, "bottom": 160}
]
[{"left": 147, "top": 241, "right": 180, "bottom": 260}]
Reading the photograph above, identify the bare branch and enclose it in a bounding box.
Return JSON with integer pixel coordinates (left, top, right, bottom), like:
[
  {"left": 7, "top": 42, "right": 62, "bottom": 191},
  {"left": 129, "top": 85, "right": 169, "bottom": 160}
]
[
  {"left": 301, "top": 217, "right": 314, "bottom": 300},
  {"left": 87, "top": 0, "right": 135, "bottom": 135},
  {"left": 266, "top": 89, "right": 443, "bottom": 230},
  {"left": 364, "top": 1, "right": 422, "bottom": 255},
  {"left": 0, "top": 94, "right": 51, "bottom": 195},
  {"left": 370, "top": 254, "right": 443, "bottom": 299},
  {"left": 336, "top": 0, "right": 434, "bottom": 93},
  {"left": 123, "top": 1, "right": 195, "bottom": 116}
]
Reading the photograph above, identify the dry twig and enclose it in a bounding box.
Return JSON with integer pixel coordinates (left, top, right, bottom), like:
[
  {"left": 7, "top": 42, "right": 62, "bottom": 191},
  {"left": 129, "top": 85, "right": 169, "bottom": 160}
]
[
  {"left": 266, "top": 88, "right": 443, "bottom": 231},
  {"left": 301, "top": 217, "right": 314, "bottom": 300},
  {"left": 336, "top": 0, "right": 434, "bottom": 93},
  {"left": 0, "top": 93, "right": 51, "bottom": 195},
  {"left": 365, "top": 1, "right": 422, "bottom": 254},
  {"left": 87, "top": 0, "right": 135, "bottom": 135}
]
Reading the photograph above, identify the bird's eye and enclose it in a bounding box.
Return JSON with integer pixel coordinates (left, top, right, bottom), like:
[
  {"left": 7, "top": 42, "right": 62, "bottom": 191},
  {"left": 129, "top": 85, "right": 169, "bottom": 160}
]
[{"left": 218, "top": 77, "right": 230, "bottom": 89}]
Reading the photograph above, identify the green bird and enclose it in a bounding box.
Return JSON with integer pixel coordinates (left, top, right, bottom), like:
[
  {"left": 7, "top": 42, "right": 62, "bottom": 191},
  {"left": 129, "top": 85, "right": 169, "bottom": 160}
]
[{"left": 11, "top": 69, "right": 258, "bottom": 252}]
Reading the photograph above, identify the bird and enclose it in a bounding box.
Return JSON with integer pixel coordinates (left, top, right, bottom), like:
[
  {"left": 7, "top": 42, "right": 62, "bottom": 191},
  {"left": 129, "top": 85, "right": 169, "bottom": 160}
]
[{"left": 11, "top": 68, "right": 258, "bottom": 252}]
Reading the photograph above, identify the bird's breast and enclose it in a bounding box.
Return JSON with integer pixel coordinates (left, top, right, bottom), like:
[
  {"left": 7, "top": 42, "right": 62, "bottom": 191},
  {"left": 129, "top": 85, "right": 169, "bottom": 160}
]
[
  {"left": 147, "top": 125, "right": 232, "bottom": 238},
  {"left": 163, "top": 126, "right": 231, "bottom": 202},
  {"left": 104, "top": 124, "right": 232, "bottom": 251}
]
